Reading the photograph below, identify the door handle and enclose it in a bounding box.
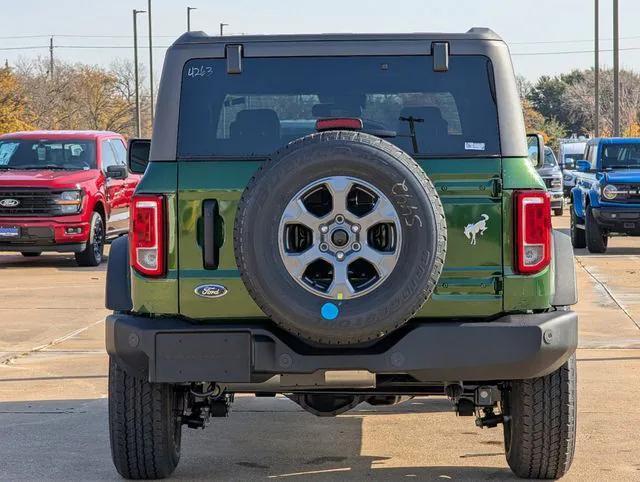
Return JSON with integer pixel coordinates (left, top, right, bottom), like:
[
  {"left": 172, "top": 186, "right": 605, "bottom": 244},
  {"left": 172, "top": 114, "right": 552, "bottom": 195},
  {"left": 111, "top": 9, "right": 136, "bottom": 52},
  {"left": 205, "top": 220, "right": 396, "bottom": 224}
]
[{"left": 203, "top": 200, "right": 219, "bottom": 269}]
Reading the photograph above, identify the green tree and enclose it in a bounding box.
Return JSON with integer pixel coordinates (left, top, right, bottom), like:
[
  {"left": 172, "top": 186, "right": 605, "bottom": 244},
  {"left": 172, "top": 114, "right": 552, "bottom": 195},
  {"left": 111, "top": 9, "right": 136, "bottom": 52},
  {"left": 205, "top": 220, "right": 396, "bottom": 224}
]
[{"left": 0, "top": 66, "right": 32, "bottom": 134}]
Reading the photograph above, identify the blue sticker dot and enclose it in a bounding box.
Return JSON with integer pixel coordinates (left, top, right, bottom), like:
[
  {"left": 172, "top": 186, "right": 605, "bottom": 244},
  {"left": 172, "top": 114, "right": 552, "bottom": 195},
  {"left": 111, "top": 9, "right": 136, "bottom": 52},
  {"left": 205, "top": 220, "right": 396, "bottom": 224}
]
[{"left": 321, "top": 302, "right": 339, "bottom": 320}]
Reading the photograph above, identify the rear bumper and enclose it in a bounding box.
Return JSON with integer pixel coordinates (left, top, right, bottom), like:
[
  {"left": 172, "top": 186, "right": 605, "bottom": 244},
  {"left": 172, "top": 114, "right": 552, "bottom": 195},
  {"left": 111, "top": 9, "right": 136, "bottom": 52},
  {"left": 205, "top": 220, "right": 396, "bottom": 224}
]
[
  {"left": 0, "top": 217, "right": 90, "bottom": 250},
  {"left": 106, "top": 311, "right": 578, "bottom": 384},
  {"left": 592, "top": 207, "right": 640, "bottom": 234}
]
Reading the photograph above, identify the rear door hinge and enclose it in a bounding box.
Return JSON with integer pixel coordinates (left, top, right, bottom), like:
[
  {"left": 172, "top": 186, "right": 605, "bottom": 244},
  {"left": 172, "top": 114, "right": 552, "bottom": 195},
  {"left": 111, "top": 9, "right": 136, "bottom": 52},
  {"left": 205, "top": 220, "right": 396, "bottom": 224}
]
[
  {"left": 493, "top": 277, "right": 504, "bottom": 294},
  {"left": 491, "top": 176, "right": 503, "bottom": 198},
  {"left": 226, "top": 44, "right": 243, "bottom": 74}
]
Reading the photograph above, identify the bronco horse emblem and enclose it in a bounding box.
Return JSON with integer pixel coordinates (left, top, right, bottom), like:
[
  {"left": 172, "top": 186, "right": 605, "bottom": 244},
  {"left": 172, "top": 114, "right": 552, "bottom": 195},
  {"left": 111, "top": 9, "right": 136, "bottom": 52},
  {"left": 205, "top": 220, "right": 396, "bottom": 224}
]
[{"left": 464, "top": 214, "right": 489, "bottom": 245}]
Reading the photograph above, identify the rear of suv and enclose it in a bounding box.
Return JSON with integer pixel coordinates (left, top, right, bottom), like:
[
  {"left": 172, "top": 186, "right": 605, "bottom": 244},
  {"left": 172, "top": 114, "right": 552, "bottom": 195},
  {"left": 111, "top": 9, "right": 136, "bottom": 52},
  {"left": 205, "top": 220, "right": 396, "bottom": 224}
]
[
  {"left": 106, "top": 29, "right": 578, "bottom": 479},
  {"left": 0, "top": 131, "right": 139, "bottom": 265}
]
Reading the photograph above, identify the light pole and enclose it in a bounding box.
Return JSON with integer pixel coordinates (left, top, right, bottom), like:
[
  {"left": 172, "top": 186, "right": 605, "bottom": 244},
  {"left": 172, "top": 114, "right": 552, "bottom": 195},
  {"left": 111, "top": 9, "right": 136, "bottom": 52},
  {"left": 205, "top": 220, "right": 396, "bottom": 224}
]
[
  {"left": 594, "top": 0, "right": 600, "bottom": 137},
  {"left": 133, "top": 9, "right": 146, "bottom": 137},
  {"left": 49, "top": 36, "right": 54, "bottom": 80},
  {"left": 147, "top": 0, "right": 154, "bottom": 124},
  {"left": 187, "top": 7, "right": 197, "bottom": 32},
  {"left": 613, "top": 0, "right": 620, "bottom": 136},
  {"left": 220, "top": 23, "right": 229, "bottom": 36}
]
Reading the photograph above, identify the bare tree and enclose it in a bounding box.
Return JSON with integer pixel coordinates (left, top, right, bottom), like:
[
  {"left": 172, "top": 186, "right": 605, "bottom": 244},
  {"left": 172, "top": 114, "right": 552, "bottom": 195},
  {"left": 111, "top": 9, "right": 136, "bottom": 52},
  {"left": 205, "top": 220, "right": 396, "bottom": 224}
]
[{"left": 564, "top": 68, "right": 640, "bottom": 136}]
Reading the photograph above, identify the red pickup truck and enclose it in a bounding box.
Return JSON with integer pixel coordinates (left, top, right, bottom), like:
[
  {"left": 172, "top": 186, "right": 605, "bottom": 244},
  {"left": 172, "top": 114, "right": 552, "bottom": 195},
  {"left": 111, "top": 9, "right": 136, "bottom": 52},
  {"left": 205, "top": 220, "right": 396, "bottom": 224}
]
[{"left": 0, "top": 131, "right": 140, "bottom": 266}]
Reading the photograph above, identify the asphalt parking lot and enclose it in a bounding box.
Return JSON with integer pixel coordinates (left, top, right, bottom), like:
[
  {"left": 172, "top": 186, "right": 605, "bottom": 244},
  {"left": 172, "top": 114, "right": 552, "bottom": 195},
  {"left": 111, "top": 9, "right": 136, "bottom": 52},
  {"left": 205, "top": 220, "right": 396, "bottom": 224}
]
[{"left": 1, "top": 213, "right": 639, "bottom": 481}]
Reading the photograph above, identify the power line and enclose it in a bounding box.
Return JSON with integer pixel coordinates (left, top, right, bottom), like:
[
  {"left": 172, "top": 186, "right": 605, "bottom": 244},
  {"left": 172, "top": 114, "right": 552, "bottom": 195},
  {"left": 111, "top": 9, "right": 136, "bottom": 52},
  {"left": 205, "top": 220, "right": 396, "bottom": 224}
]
[
  {"left": 0, "top": 46, "right": 50, "bottom": 51},
  {"left": 512, "top": 46, "right": 640, "bottom": 56},
  {"left": 509, "top": 35, "right": 640, "bottom": 45},
  {"left": 56, "top": 45, "right": 171, "bottom": 49},
  {"left": 3, "top": 33, "right": 640, "bottom": 44},
  {"left": 0, "top": 33, "right": 177, "bottom": 39},
  {"left": 3, "top": 44, "right": 640, "bottom": 57}
]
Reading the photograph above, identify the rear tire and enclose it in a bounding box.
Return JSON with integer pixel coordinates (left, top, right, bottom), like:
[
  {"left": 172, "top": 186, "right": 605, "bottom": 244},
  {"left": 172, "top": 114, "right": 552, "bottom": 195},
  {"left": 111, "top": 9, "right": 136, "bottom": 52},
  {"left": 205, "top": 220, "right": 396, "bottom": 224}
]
[
  {"left": 585, "top": 206, "right": 607, "bottom": 253},
  {"left": 553, "top": 206, "right": 564, "bottom": 216},
  {"left": 21, "top": 252, "right": 41, "bottom": 257},
  {"left": 75, "top": 212, "right": 105, "bottom": 266},
  {"left": 502, "top": 354, "right": 577, "bottom": 479},
  {"left": 108, "top": 357, "right": 183, "bottom": 479},
  {"left": 570, "top": 208, "right": 586, "bottom": 249}
]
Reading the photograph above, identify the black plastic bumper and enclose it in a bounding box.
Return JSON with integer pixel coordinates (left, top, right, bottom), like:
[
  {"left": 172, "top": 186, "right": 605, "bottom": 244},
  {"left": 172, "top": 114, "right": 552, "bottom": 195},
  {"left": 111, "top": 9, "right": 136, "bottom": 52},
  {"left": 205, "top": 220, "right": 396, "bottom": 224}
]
[
  {"left": 0, "top": 242, "right": 86, "bottom": 253},
  {"left": 106, "top": 311, "right": 578, "bottom": 384},
  {"left": 593, "top": 208, "right": 640, "bottom": 234}
]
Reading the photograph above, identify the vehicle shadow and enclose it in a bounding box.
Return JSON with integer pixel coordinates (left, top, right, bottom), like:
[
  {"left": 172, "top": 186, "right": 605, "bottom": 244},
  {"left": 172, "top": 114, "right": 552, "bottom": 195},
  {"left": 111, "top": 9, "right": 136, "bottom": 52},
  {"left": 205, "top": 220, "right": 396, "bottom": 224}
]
[
  {"left": 0, "top": 251, "right": 109, "bottom": 270},
  {"left": 0, "top": 397, "right": 515, "bottom": 481},
  {"left": 555, "top": 228, "right": 640, "bottom": 256}
]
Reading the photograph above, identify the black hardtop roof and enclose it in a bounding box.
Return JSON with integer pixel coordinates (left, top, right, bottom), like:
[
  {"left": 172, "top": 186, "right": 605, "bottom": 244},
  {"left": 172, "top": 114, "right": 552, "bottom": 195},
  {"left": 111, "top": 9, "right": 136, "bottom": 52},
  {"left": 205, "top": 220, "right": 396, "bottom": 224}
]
[
  {"left": 151, "top": 26, "right": 527, "bottom": 160},
  {"left": 172, "top": 28, "right": 503, "bottom": 47}
]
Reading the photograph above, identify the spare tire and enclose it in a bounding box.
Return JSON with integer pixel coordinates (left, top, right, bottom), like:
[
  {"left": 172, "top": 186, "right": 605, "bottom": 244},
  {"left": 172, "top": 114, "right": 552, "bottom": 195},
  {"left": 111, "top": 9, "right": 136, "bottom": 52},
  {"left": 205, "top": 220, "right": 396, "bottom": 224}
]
[{"left": 234, "top": 131, "right": 446, "bottom": 345}]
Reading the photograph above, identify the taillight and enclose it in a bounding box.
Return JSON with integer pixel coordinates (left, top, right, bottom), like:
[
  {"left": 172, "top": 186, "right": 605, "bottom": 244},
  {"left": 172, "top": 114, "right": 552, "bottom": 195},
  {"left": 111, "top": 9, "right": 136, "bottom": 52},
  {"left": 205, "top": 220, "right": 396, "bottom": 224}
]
[
  {"left": 315, "top": 117, "right": 363, "bottom": 131},
  {"left": 130, "top": 195, "right": 165, "bottom": 277},
  {"left": 515, "top": 191, "right": 551, "bottom": 274}
]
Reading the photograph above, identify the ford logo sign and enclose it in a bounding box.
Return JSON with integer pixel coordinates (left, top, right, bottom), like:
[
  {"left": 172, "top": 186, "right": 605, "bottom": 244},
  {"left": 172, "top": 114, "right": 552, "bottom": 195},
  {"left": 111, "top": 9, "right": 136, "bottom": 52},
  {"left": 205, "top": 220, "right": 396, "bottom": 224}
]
[
  {"left": 194, "top": 284, "right": 228, "bottom": 299},
  {"left": 0, "top": 198, "right": 20, "bottom": 207}
]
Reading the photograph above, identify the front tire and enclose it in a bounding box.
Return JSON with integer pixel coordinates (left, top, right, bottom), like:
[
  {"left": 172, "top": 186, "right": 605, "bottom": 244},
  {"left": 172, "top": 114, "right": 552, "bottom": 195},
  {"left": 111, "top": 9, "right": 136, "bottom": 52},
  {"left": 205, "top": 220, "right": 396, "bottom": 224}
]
[
  {"left": 585, "top": 206, "right": 607, "bottom": 253},
  {"left": 108, "top": 357, "right": 183, "bottom": 479},
  {"left": 570, "top": 208, "right": 586, "bottom": 249},
  {"left": 75, "top": 212, "right": 105, "bottom": 266},
  {"left": 502, "top": 354, "right": 577, "bottom": 479}
]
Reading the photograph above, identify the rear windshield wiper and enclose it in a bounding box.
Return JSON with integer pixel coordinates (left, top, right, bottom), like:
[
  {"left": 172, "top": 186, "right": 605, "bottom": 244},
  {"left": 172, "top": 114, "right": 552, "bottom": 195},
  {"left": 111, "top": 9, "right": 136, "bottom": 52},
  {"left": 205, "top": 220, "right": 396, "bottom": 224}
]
[{"left": 398, "top": 116, "right": 424, "bottom": 154}]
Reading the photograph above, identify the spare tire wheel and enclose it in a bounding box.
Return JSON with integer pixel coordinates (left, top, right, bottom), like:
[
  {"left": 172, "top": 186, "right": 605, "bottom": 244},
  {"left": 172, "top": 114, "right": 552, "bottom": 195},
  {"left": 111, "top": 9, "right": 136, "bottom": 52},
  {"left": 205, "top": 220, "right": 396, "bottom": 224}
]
[{"left": 234, "top": 131, "right": 446, "bottom": 345}]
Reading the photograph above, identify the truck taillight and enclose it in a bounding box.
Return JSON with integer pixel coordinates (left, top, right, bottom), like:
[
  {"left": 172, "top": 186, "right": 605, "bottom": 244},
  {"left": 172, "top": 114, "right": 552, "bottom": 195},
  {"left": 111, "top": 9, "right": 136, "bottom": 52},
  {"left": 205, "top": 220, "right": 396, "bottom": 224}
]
[
  {"left": 130, "top": 195, "right": 165, "bottom": 277},
  {"left": 515, "top": 191, "right": 551, "bottom": 274}
]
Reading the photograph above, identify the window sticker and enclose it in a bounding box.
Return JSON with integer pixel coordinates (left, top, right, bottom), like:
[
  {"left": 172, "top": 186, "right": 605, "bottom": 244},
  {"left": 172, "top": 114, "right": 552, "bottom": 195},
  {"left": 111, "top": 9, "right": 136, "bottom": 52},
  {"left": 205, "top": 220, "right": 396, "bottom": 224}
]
[{"left": 465, "top": 142, "right": 486, "bottom": 151}]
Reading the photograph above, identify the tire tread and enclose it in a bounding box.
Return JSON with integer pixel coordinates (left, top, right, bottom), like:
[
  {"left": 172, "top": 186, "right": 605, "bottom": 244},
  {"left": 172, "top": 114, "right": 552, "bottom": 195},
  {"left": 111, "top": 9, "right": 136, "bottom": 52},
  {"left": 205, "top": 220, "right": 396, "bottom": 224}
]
[
  {"left": 108, "top": 357, "right": 180, "bottom": 479},
  {"left": 505, "top": 355, "right": 576, "bottom": 479}
]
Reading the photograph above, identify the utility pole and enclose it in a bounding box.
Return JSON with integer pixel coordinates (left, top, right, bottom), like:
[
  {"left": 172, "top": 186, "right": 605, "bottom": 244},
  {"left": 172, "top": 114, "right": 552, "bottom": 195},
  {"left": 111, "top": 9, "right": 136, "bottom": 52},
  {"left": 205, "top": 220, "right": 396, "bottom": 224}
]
[
  {"left": 613, "top": 0, "right": 620, "bottom": 136},
  {"left": 49, "top": 36, "right": 54, "bottom": 80},
  {"left": 133, "top": 9, "right": 146, "bottom": 138},
  {"left": 594, "top": 0, "right": 600, "bottom": 137},
  {"left": 220, "top": 23, "right": 229, "bottom": 36},
  {"left": 147, "top": 0, "right": 154, "bottom": 124},
  {"left": 187, "top": 7, "right": 197, "bottom": 32}
]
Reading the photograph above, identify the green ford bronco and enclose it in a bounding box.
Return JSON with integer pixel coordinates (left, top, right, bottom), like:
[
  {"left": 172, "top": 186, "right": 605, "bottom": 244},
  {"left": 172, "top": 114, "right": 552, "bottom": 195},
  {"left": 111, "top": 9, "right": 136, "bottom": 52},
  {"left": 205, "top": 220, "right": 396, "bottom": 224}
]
[{"left": 105, "top": 28, "right": 578, "bottom": 479}]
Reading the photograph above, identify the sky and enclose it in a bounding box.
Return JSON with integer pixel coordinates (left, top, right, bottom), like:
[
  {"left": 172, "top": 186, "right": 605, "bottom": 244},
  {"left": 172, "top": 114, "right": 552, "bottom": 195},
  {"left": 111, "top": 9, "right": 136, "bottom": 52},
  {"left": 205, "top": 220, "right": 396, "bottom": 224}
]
[{"left": 2, "top": 0, "right": 640, "bottom": 81}]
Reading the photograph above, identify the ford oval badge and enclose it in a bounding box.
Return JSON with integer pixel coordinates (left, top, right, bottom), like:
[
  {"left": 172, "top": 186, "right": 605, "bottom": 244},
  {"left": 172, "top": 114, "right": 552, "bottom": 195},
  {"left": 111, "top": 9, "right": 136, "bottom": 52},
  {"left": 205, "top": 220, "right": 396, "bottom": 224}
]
[
  {"left": 194, "top": 284, "right": 228, "bottom": 299},
  {"left": 0, "top": 198, "right": 20, "bottom": 207}
]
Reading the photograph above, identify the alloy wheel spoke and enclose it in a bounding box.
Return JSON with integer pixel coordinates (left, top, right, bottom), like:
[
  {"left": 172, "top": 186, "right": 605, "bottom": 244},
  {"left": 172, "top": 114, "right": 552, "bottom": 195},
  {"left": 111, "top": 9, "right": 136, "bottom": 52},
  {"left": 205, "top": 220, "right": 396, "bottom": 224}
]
[
  {"left": 358, "top": 196, "right": 398, "bottom": 230},
  {"left": 281, "top": 198, "right": 323, "bottom": 231},
  {"left": 358, "top": 244, "right": 397, "bottom": 278},
  {"left": 325, "top": 177, "right": 353, "bottom": 217},
  {"left": 327, "top": 261, "right": 355, "bottom": 299},
  {"left": 281, "top": 245, "right": 324, "bottom": 279}
]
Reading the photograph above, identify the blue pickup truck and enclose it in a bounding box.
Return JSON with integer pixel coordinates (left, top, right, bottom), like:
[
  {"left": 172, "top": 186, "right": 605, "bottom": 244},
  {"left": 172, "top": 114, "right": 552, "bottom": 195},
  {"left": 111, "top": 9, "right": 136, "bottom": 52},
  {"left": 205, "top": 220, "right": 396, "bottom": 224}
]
[{"left": 570, "top": 137, "right": 640, "bottom": 252}]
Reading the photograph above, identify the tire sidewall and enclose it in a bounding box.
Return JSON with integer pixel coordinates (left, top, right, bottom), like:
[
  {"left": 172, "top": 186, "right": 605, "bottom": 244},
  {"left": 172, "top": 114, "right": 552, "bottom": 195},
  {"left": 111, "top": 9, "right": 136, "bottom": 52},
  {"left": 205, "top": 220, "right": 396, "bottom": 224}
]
[
  {"left": 586, "top": 206, "right": 607, "bottom": 252},
  {"left": 236, "top": 132, "right": 445, "bottom": 344}
]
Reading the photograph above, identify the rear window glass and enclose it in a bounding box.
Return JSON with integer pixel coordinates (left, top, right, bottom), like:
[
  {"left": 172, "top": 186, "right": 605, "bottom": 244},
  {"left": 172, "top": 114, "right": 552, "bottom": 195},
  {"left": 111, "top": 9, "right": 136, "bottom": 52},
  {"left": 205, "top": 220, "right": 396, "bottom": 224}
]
[
  {"left": 600, "top": 143, "right": 640, "bottom": 169},
  {"left": 178, "top": 56, "right": 500, "bottom": 158}
]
